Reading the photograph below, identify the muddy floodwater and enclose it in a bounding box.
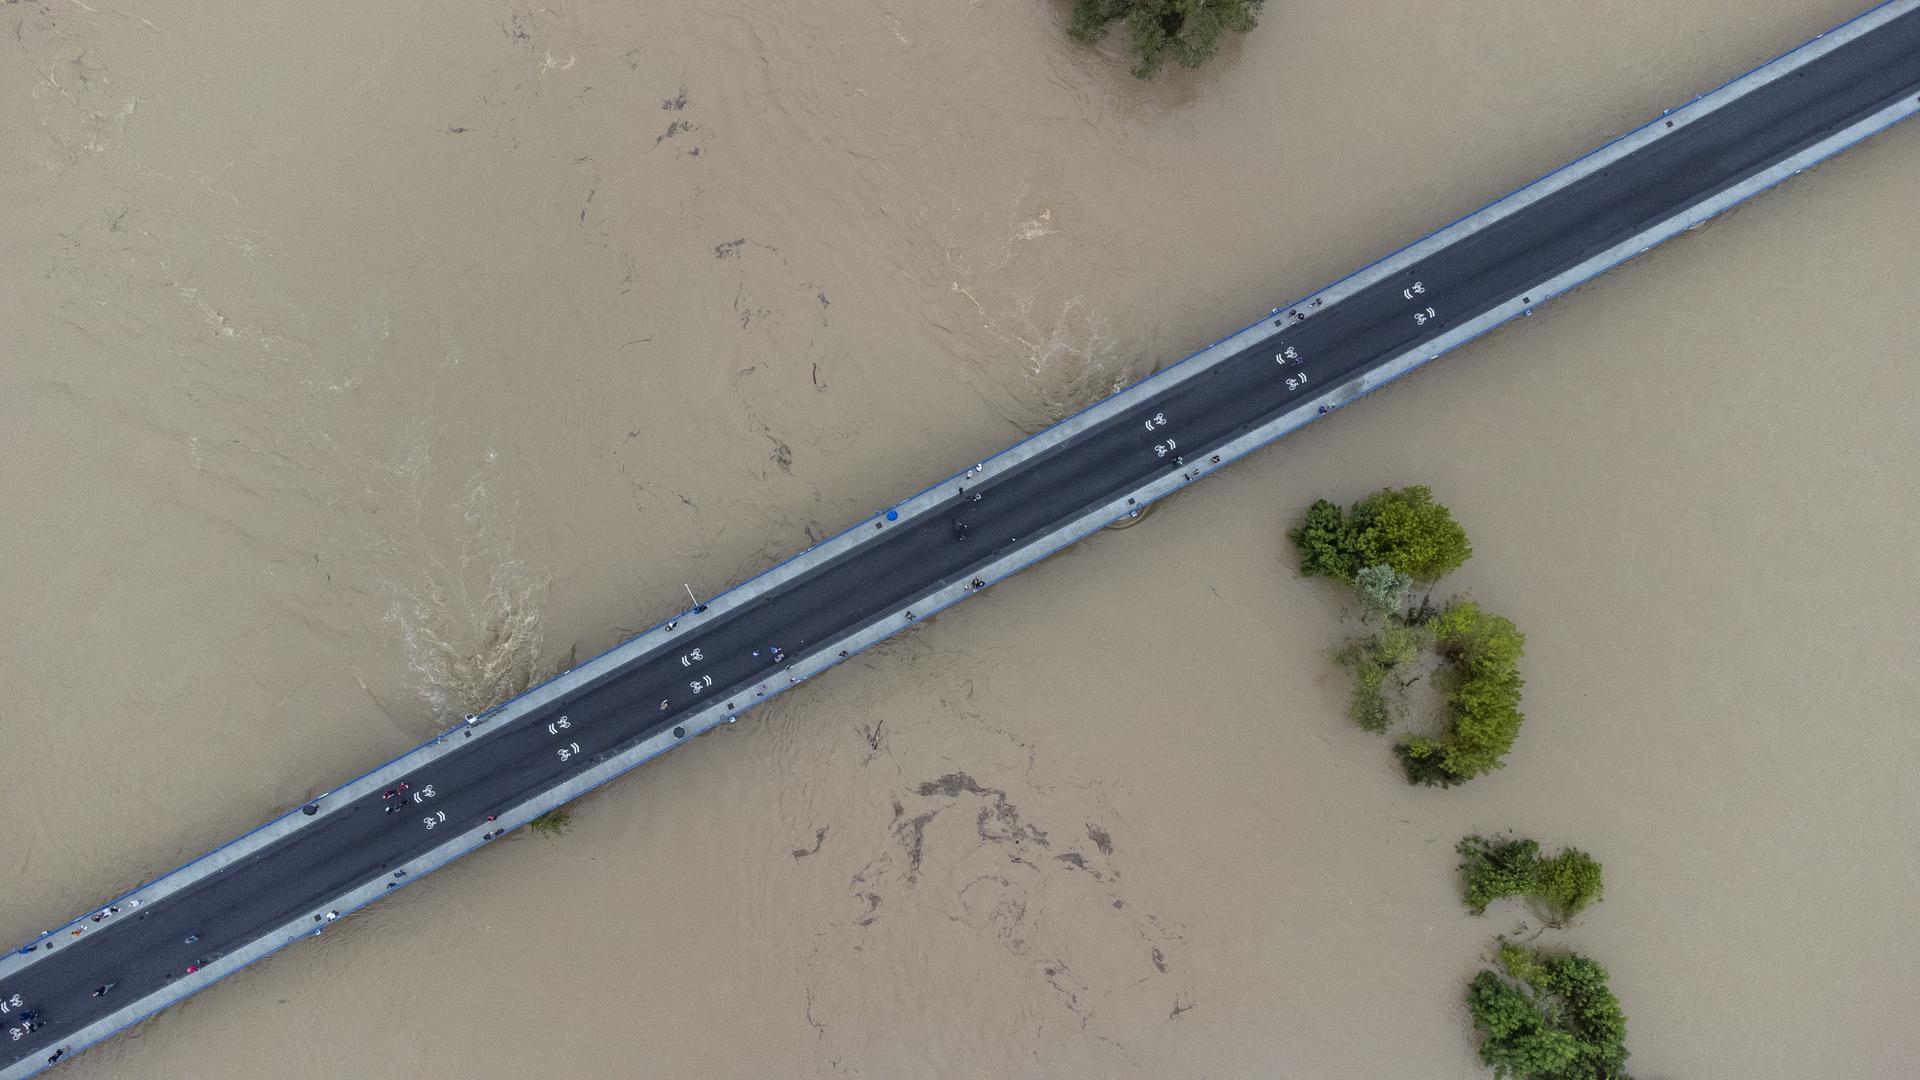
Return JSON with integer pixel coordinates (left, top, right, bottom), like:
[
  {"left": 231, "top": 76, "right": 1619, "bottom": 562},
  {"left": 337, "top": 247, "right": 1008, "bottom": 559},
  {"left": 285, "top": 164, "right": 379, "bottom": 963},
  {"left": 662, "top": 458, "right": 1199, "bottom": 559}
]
[{"left": 3, "top": 1, "right": 1915, "bottom": 1077}]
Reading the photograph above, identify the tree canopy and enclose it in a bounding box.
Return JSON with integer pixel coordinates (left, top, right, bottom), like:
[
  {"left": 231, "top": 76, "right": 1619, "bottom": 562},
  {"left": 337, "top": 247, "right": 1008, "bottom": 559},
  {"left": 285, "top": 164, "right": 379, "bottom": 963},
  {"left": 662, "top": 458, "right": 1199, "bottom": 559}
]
[
  {"left": 1398, "top": 600, "right": 1526, "bottom": 786},
  {"left": 1353, "top": 563, "right": 1414, "bottom": 619},
  {"left": 1068, "top": 0, "right": 1266, "bottom": 80},
  {"left": 1289, "top": 498, "right": 1360, "bottom": 581},
  {"left": 1458, "top": 835, "right": 1605, "bottom": 926},
  {"left": 1348, "top": 485, "right": 1474, "bottom": 583},
  {"left": 1287, "top": 485, "right": 1472, "bottom": 584},
  {"left": 1291, "top": 487, "right": 1528, "bottom": 785},
  {"left": 1468, "top": 943, "right": 1632, "bottom": 1080}
]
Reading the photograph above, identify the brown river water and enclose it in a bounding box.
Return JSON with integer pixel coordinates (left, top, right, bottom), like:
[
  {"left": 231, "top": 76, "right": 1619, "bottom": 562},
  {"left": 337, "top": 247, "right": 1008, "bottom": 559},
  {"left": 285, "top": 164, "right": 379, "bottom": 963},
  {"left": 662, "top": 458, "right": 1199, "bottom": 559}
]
[{"left": 2, "top": 1, "right": 1915, "bottom": 1077}]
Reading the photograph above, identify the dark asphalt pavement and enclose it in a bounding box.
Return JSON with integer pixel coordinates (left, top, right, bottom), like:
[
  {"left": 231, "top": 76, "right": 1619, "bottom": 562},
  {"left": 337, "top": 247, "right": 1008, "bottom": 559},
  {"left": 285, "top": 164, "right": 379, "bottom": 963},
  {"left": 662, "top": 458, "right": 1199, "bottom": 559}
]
[{"left": 6, "top": 6, "right": 1918, "bottom": 1072}]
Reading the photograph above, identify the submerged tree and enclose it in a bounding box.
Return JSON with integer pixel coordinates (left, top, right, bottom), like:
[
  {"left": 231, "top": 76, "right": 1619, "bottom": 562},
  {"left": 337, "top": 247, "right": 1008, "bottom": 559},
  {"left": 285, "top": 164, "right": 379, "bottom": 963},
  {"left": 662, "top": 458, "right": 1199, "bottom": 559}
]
[
  {"left": 1353, "top": 562, "right": 1415, "bottom": 620},
  {"left": 1290, "top": 498, "right": 1360, "bottom": 581},
  {"left": 1347, "top": 485, "right": 1474, "bottom": 584},
  {"left": 1288, "top": 485, "right": 1472, "bottom": 586},
  {"left": 1068, "top": 0, "right": 1266, "bottom": 80},
  {"left": 1336, "top": 625, "right": 1422, "bottom": 733},
  {"left": 1468, "top": 942, "right": 1632, "bottom": 1080},
  {"left": 1531, "top": 847, "right": 1606, "bottom": 927},
  {"left": 1398, "top": 600, "right": 1526, "bottom": 786},
  {"left": 1290, "top": 487, "right": 1526, "bottom": 784},
  {"left": 1458, "top": 835, "right": 1604, "bottom": 926}
]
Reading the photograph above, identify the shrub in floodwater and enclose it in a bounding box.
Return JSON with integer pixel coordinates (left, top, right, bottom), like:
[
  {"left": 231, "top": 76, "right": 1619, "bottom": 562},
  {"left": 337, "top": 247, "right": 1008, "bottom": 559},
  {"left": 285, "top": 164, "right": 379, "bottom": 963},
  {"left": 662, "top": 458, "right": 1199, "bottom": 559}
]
[
  {"left": 1467, "top": 942, "right": 1632, "bottom": 1080},
  {"left": 1354, "top": 562, "right": 1415, "bottom": 620},
  {"left": 1067, "top": 0, "right": 1266, "bottom": 80},
  {"left": 1397, "top": 600, "right": 1526, "bottom": 786},
  {"left": 1458, "top": 835, "right": 1604, "bottom": 926},
  {"left": 1289, "top": 488, "right": 1524, "bottom": 784},
  {"left": 1532, "top": 848, "right": 1606, "bottom": 928},
  {"left": 1288, "top": 485, "right": 1473, "bottom": 585},
  {"left": 1290, "top": 497, "right": 1361, "bottom": 581},
  {"left": 1347, "top": 485, "right": 1473, "bottom": 584},
  {"left": 529, "top": 809, "right": 572, "bottom": 837},
  {"left": 1335, "top": 625, "right": 1422, "bottom": 733}
]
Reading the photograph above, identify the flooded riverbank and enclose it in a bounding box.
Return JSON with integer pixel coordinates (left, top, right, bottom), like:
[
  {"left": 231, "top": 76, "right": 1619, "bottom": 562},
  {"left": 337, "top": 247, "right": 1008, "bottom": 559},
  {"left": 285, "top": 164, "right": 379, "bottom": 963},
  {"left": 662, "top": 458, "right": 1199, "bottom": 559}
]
[{"left": 3, "top": 0, "right": 1914, "bottom": 1076}]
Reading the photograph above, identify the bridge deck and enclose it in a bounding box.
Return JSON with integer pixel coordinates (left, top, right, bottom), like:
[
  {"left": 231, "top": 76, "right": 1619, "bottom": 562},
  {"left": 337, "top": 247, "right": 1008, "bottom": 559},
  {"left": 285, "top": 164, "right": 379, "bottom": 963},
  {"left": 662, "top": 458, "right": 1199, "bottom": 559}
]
[{"left": 6, "top": 1, "right": 1919, "bottom": 1074}]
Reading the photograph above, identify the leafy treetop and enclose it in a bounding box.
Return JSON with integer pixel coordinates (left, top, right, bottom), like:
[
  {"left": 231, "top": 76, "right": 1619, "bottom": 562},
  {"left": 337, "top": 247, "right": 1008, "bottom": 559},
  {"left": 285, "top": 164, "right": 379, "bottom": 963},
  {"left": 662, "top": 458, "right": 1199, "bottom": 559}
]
[
  {"left": 1348, "top": 485, "right": 1474, "bottom": 583},
  {"left": 1468, "top": 943, "right": 1632, "bottom": 1080},
  {"left": 1290, "top": 498, "right": 1359, "bottom": 581},
  {"left": 1068, "top": 0, "right": 1266, "bottom": 80},
  {"left": 1398, "top": 600, "right": 1526, "bottom": 786},
  {"left": 1288, "top": 485, "right": 1472, "bottom": 585},
  {"left": 1354, "top": 563, "right": 1415, "bottom": 620},
  {"left": 1458, "top": 835, "right": 1605, "bottom": 926}
]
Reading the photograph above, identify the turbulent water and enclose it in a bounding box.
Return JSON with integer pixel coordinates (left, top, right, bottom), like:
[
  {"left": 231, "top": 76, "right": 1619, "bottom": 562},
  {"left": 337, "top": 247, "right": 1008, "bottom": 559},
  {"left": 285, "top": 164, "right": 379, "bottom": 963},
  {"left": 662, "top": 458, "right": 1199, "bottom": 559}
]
[{"left": 2, "top": 1, "right": 1914, "bottom": 1077}]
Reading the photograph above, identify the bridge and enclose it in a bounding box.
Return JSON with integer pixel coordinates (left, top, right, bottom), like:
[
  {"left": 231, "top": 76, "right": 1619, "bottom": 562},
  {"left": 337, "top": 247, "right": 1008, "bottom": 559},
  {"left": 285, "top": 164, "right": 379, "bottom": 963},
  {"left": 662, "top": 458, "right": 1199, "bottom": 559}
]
[{"left": 5, "top": 1, "right": 1918, "bottom": 1074}]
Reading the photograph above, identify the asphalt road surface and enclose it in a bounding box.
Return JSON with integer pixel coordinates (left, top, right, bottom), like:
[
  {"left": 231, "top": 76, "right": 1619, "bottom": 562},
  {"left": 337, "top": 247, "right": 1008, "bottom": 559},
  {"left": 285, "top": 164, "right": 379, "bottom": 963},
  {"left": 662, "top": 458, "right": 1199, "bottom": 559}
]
[{"left": 6, "top": 5, "right": 1918, "bottom": 1073}]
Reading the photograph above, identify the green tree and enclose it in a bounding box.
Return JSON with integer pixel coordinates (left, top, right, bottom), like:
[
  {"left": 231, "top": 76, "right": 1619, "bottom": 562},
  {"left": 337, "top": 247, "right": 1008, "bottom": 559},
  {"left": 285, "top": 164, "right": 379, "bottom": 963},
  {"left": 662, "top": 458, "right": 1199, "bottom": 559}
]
[
  {"left": 1458, "top": 835, "right": 1543, "bottom": 915},
  {"left": 1336, "top": 636, "right": 1392, "bottom": 733},
  {"left": 1334, "top": 625, "right": 1422, "bottom": 733},
  {"left": 1287, "top": 486, "right": 1472, "bottom": 586},
  {"left": 1336, "top": 636, "right": 1390, "bottom": 731},
  {"left": 1457, "top": 835, "right": 1604, "bottom": 926},
  {"left": 1068, "top": 0, "right": 1266, "bottom": 80},
  {"left": 1348, "top": 485, "right": 1473, "bottom": 583},
  {"left": 1288, "top": 498, "right": 1359, "bottom": 581},
  {"left": 1468, "top": 943, "right": 1632, "bottom": 1080},
  {"left": 1398, "top": 600, "right": 1525, "bottom": 786},
  {"left": 1467, "top": 970, "right": 1580, "bottom": 1079},
  {"left": 1532, "top": 847, "right": 1605, "bottom": 926},
  {"left": 1378, "top": 625, "right": 1420, "bottom": 667},
  {"left": 1286, "top": 488, "right": 1512, "bottom": 783},
  {"left": 1353, "top": 562, "right": 1414, "bottom": 619}
]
